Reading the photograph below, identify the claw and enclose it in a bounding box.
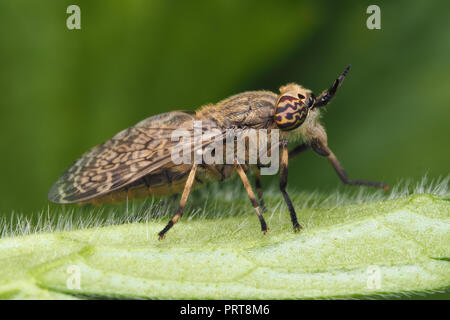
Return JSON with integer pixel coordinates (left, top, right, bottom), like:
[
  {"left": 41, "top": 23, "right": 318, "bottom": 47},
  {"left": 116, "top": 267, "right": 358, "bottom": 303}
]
[
  {"left": 158, "top": 233, "right": 166, "bottom": 241},
  {"left": 293, "top": 223, "right": 303, "bottom": 232}
]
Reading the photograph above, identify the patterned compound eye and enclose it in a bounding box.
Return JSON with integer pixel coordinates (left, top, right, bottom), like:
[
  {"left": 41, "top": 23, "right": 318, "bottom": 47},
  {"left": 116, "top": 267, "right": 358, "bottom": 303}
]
[{"left": 274, "top": 94, "right": 309, "bottom": 131}]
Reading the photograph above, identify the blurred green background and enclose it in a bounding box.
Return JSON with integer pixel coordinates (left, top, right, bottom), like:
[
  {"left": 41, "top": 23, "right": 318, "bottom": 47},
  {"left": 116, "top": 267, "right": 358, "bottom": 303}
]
[{"left": 0, "top": 0, "right": 448, "bottom": 215}]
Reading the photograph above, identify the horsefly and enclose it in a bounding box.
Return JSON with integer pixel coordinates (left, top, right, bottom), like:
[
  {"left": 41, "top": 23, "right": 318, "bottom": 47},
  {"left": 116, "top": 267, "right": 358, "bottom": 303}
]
[{"left": 48, "top": 65, "right": 389, "bottom": 239}]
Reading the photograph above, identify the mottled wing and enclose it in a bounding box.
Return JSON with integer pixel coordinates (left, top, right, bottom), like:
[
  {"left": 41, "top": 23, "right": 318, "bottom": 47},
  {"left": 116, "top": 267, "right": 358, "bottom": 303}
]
[{"left": 48, "top": 111, "right": 222, "bottom": 204}]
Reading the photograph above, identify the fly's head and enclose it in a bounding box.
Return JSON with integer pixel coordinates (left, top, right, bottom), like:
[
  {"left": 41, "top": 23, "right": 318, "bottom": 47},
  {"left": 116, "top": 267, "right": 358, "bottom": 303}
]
[
  {"left": 274, "top": 64, "right": 351, "bottom": 132},
  {"left": 274, "top": 84, "right": 314, "bottom": 131}
]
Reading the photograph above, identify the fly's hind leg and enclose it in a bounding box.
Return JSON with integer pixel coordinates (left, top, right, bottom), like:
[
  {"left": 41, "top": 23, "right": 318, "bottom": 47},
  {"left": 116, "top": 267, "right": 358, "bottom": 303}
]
[
  {"left": 253, "top": 166, "right": 267, "bottom": 213},
  {"left": 158, "top": 164, "right": 198, "bottom": 240},
  {"left": 235, "top": 163, "right": 268, "bottom": 234}
]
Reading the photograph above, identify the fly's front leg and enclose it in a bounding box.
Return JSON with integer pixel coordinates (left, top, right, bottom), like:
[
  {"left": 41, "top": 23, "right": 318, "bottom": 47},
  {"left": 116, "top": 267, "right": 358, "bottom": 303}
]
[
  {"left": 280, "top": 139, "right": 302, "bottom": 232},
  {"left": 158, "top": 164, "right": 198, "bottom": 240},
  {"left": 253, "top": 166, "right": 267, "bottom": 212},
  {"left": 310, "top": 139, "right": 389, "bottom": 191},
  {"left": 288, "top": 142, "right": 310, "bottom": 160},
  {"left": 235, "top": 163, "right": 268, "bottom": 234}
]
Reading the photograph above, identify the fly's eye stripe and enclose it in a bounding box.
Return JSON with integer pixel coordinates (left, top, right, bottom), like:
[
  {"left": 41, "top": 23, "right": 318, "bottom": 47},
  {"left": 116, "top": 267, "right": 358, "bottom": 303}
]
[
  {"left": 275, "top": 96, "right": 308, "bottom": 131},
  {"left": 278, "top": 95, "right": 298, "bottom": 103},
  {"left": 276, "top": 113, "right": 303, "bottom": 130}
]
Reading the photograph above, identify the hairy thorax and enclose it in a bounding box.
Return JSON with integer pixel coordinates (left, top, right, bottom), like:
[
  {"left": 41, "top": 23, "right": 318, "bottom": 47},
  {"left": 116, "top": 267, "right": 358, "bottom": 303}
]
[{"left": 195, "top": 91, "right": 277, "bottom": 130}]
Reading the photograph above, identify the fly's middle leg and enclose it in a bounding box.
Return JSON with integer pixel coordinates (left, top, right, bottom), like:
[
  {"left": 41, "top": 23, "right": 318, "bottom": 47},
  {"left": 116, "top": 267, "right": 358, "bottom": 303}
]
[
  {"left": 235, "top": 163, "right": 268, "bottom": 234},
  {"left": 158, "top": 164, "right": 198, "bottom": 240}
]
